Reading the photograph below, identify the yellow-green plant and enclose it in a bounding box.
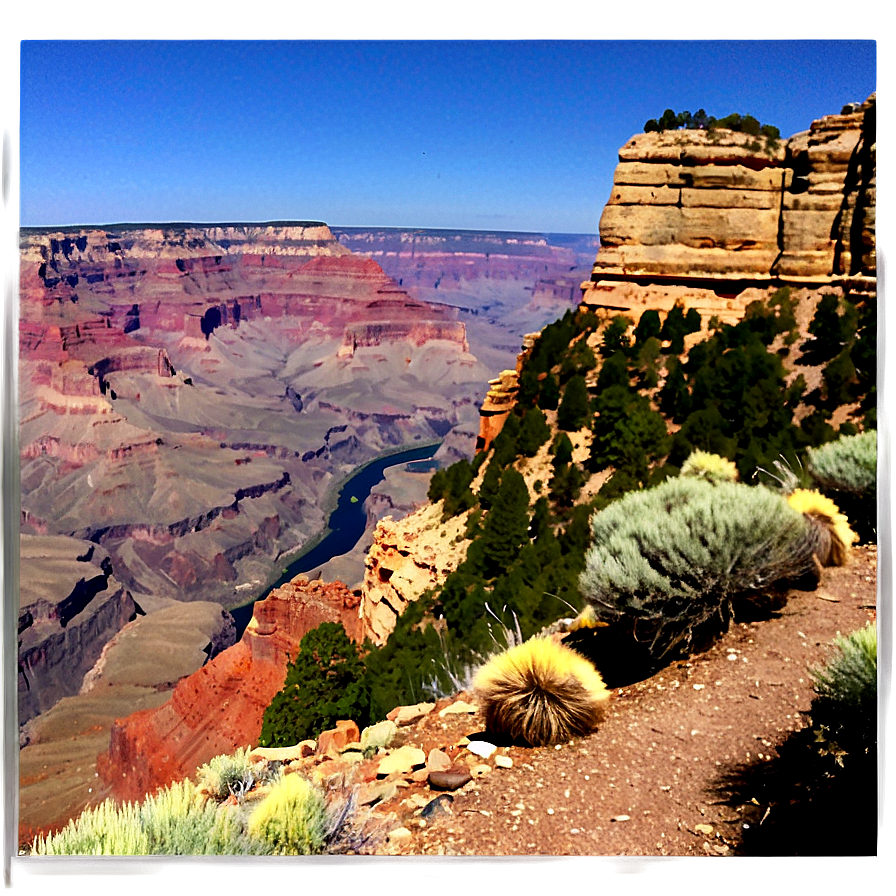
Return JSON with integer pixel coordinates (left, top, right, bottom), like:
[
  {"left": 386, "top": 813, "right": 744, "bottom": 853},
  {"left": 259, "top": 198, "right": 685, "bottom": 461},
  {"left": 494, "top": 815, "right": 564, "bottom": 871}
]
[
  {"left": 247, "top": 772, "right": 328, "bottom": 855},
  {"left": 680, "top": 449, "right": 738, "bottom": 483},
  {"left": 33, "top": 800, "right": 149, "bottom": 856}
]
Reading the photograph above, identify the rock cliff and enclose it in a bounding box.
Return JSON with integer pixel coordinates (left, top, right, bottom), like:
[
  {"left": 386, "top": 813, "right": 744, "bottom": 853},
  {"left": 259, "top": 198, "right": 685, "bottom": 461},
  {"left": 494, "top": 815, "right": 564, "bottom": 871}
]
[
  {"left": 583, "top": 94, "right": 876, "bottom": 322},
  {"left": 18, "top": 535, "right": 137, "bottom": 725},
  {"left": 96, "top": 577, "right": 363, "bottom": 802}
]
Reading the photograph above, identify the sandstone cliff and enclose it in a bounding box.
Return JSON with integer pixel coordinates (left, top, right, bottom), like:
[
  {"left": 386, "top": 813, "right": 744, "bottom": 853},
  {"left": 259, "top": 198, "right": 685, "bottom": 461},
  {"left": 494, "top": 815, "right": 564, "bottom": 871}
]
[
  {"left": 96, "top": 577, "right": 363, "bottom": 802},
  {"left": 583, "top": 95, "right": 876, "bottom": 323}
]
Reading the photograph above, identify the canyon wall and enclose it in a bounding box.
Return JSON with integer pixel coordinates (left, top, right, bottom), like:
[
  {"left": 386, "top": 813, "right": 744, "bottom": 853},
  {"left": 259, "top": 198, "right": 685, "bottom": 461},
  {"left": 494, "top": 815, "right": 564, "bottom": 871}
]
[
  {"left": 582, "top": 94, "right": 876, "bottom": 324},
  {"left": 18, "top": 535, "right": 137, "bottom": 725},
  {"left": 96, "top": 577, "right": 362, "bottom": 802},
  {"left": 19, "top": 223, "right": 490, "bottom": 615}
]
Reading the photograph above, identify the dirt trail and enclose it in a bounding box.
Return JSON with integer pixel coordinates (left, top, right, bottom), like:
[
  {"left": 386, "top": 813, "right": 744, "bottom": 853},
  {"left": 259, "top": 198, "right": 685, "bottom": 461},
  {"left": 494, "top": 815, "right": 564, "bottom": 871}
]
[{"left": 372, "top": 545, "right": 878, "bottom": 856}]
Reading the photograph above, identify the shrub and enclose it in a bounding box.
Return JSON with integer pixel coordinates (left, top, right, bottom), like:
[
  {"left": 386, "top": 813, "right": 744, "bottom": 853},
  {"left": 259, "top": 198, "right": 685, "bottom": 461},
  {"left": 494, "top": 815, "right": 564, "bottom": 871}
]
[
  {"left": 579, "top": 477, "right": 817, "bottom": 663},
  {"left": 259, "top": 622, "right": 371, "bottom": 748},
  {"left": 808, "top": 430, "right": 877, "bottom": 496},
  {"left": 138, "top": 778, "right": 251, "bottom": 855},
  {"left": 197, "top": 746, "right": 257, "bottom": 802},
  {"left": 473, "top": 637, "right": 610, "bottom": 746},
  {"left": 247, "top": 773, "right": 328, "bottom": 855},
  {"left": 680, "top": 450, "right": 738, "bottom": 483},
  {"left": 811, "top": 623, "right": 877, "bottom": 761},
  {"left": 786, "top": 489, "right": 857, "bottom": 566},
  {"left": 33, "top": 799, "right": 149, "bottom": 855}
]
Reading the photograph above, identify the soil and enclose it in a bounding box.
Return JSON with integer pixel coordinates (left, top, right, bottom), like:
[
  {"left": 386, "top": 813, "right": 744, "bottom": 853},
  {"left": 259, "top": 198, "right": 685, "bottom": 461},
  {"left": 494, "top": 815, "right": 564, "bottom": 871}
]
[{"left": 366, "top": 544, "right": 879, "bottom": 857}]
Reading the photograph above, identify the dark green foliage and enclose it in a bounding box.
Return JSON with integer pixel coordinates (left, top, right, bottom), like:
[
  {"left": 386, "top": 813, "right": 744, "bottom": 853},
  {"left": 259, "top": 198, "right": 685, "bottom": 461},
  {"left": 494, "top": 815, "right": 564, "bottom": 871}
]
[
  {"left": 580, "top": 477, "right": 816, "bottom": 663},
  {"left": 427, "top": 458, "right": 477, "bottom": 519},
  {"left": 559, "top": 337, "right": 597, "bottom": 382},
  {"left": 538, "top": 372, "right": 561, "bottom": 411},
  {"left": 599, "top": 315, "right": 633, "bottom": 358},
  {"left": 590, "top": 385, "right": 669, "bottom": 480},
  {"left": 633, "top": 336, "right": 663, "bottom": 389},
  {"left": 799, "top": 293, "right": 855, "bottom": 366},
  {"left": 557, "top": 374, "right": 591, "bottom": 431},
  {"left": 525, "top": 309, "right": 578, "bottom": 377},
  {"left": 633, "top": 309, "right": 662, "bottom": 346},
  {"left": 479, "top": 468, "right": 531, "bottom": 577},
  {"left": 518, "top": 406, "right": 551, "bottom": 457},
  {"left": 477, "top": 457, "right": 503, "bottom": 510},
  {"left": 549, "top": 460, "right": 585, "bottom": 510},
  {"left": 550, "top": 431, "right": 574, "bottom": 468},
  {"left": 595, "top": 351, "right": 630, "bottom": 392},
  {"left": 491, "top": 413, "right": 521, "bottom": 467},
  {"left": 660, "top": 302, "right": 700, "bottom": 354},
  {"left": 658, "top": 358, "right": 690, "bottom": 421},
  {"left": 645, "top": 108, "right": 779, "bottom": 143},
  {"left": 259, "top": 623, "right": 371, "bottom": 747}
]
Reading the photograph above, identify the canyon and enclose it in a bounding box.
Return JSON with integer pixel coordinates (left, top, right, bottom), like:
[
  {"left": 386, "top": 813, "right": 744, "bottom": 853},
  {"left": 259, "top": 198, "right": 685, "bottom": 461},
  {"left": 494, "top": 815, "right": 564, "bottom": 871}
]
[{"left": 17, "top": 95, "right": 876, "bottom": 843}]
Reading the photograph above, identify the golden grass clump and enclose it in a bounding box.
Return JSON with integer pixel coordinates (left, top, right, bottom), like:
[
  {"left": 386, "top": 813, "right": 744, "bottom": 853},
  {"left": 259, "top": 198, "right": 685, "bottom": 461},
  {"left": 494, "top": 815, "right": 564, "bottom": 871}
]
[
  {"left": 473, "top": 637, "right": 610, "bottom": 746},
  {"left": 787, "top": 488, "right": 858, "bottom": 566}
]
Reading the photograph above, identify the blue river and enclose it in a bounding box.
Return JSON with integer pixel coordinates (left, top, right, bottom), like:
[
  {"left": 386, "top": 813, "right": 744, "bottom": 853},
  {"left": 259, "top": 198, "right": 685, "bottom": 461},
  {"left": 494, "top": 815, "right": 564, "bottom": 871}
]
[{"left": 229, "top": 441, "right": 441, "bottom": 637}]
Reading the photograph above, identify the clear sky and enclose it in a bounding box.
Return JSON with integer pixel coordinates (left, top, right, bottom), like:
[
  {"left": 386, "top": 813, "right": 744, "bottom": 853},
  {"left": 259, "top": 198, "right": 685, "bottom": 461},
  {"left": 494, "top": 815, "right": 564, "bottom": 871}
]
[{"left": 19, "top": 39, "right": 876, "bottom": 234}]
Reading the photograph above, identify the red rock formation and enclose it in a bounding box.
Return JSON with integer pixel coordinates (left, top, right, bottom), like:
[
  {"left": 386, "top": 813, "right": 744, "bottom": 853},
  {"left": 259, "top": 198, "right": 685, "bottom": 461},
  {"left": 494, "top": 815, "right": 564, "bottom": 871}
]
[{"left": 96, "top": 577, "right": 363, "bottom": 801}]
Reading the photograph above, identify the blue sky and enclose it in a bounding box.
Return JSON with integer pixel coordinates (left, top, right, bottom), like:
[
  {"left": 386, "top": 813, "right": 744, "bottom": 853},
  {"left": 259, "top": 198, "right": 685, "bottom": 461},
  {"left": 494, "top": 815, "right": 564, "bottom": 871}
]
[{"left": 19, "top": 39, "right": 876, "bottom": 233}]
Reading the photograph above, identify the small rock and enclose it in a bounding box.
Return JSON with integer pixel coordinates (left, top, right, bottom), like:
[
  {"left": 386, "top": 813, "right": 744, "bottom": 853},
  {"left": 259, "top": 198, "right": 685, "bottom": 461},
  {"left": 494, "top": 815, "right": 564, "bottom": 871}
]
[
  {"left": 411, "top": 768, "right": 431, "bottom": 783},
  {"left": 359, "top": 780, "right": 399, "bottom": 806},
  {"left": 695, "top": 823, "right": 714, "bottom": 836},
  {"left": 341, "top": 750, "right": 364, "bottom": 764},
  {"left": 249, "top": 741, "right": 316, "bottom": 763},
  {"left": 316, "top": 720, "right": 361, "bottom": 757},
  {"left": 426, "top": 748, "right": 452, "bottom": 772},
  {"left": 387, "top": 703, "right": 435, "bottom": 725},
  {"left": 494, "top": 755, "right": 513, "bottom": 769},
  {"left": 421, "top": 793, "right": 454, "bottom": 819},
  {"left": 470, "top": 764, "right": 491, "bottom": 777},
  {"left": 438, "top": 699, "right": 478, "bottom": 717},
  {"left": 377, "top": 745, "right": 426, "bottom": 777},
  {"left": 428, "top": 766, "right": 473, "bottom": 791},
  {"left": 466, "top": 740, "right": 497, "bottom": 759},
  {"left": 361, "top": 719, "right": 398, "bottom": 752},
  {"left": 611, "top": 815, "right": 631, "bottom": 822},
  {"left": 386, "top": 826, "right": 413, "bottom": 844},
  {"left": 693, "top": 684, "right": 705, "bottom": 690}
]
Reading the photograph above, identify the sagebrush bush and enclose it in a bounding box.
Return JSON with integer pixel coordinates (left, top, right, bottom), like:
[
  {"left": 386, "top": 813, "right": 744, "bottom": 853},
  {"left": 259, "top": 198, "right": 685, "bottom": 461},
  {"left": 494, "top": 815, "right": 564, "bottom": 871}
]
[
  {"left": 33, "top": 799, "right": 149, "bottom": 856},
  {"left": 680, "top": 449, "right": 739, "bottom": 483},
  {"left": 579, "top": 477, "right": 817, "bottom": 662},
  {"left": 808, "top": 430, "right": 877, "bottom": 496},
  {"left": 247, "top": 772, "right": 328, "bottom": 855},
  {"left": 197, "top": 746, "right": 257, "bottom": 802},
  {"left": 811, "top": 622, "right": 877, "bottom": 759}
]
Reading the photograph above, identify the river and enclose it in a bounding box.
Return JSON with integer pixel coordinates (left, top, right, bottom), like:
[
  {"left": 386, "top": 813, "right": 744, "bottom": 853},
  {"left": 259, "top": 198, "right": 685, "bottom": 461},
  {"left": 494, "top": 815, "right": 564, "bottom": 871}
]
[{"left": 229, "top": 441, "right": 441, "bottom": 636}]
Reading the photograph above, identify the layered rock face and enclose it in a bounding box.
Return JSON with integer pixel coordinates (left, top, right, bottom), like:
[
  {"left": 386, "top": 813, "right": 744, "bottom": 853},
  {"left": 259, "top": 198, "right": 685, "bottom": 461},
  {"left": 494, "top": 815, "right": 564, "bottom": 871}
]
[
  {"left": 96, "top": 577, "right": 362, "bottom": 802},
  {"left": 18, "top": 535, "right": 137, "bottom": 725},
  {"left": 334, "top": 228, "right": 598, "bottom": 367},
  {"left": 360, "top": 502, "right": 471, "bottom": 645},
  {"left": 583, "top": 95, "right": 876, "bottom": 321},
  {"left": 19, "top": 223, "right": 489, "bottom": 613}
]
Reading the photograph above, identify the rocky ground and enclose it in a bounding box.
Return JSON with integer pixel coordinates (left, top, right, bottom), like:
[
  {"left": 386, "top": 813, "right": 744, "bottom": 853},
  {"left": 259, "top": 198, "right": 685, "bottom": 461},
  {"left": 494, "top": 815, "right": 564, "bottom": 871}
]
[{"left": 348, "top": 545, "right": 880, "bottom": 857}]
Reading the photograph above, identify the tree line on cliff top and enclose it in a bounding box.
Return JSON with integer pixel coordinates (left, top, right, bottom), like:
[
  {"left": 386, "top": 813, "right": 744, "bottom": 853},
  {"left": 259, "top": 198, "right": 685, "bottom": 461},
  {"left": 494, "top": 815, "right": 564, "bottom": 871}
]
[
  {"left": 258, "top": 287, "right": 875, "bottom": 745},
  {"left": 644, "top": 108, "right": 781, "bottom": 146}
]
